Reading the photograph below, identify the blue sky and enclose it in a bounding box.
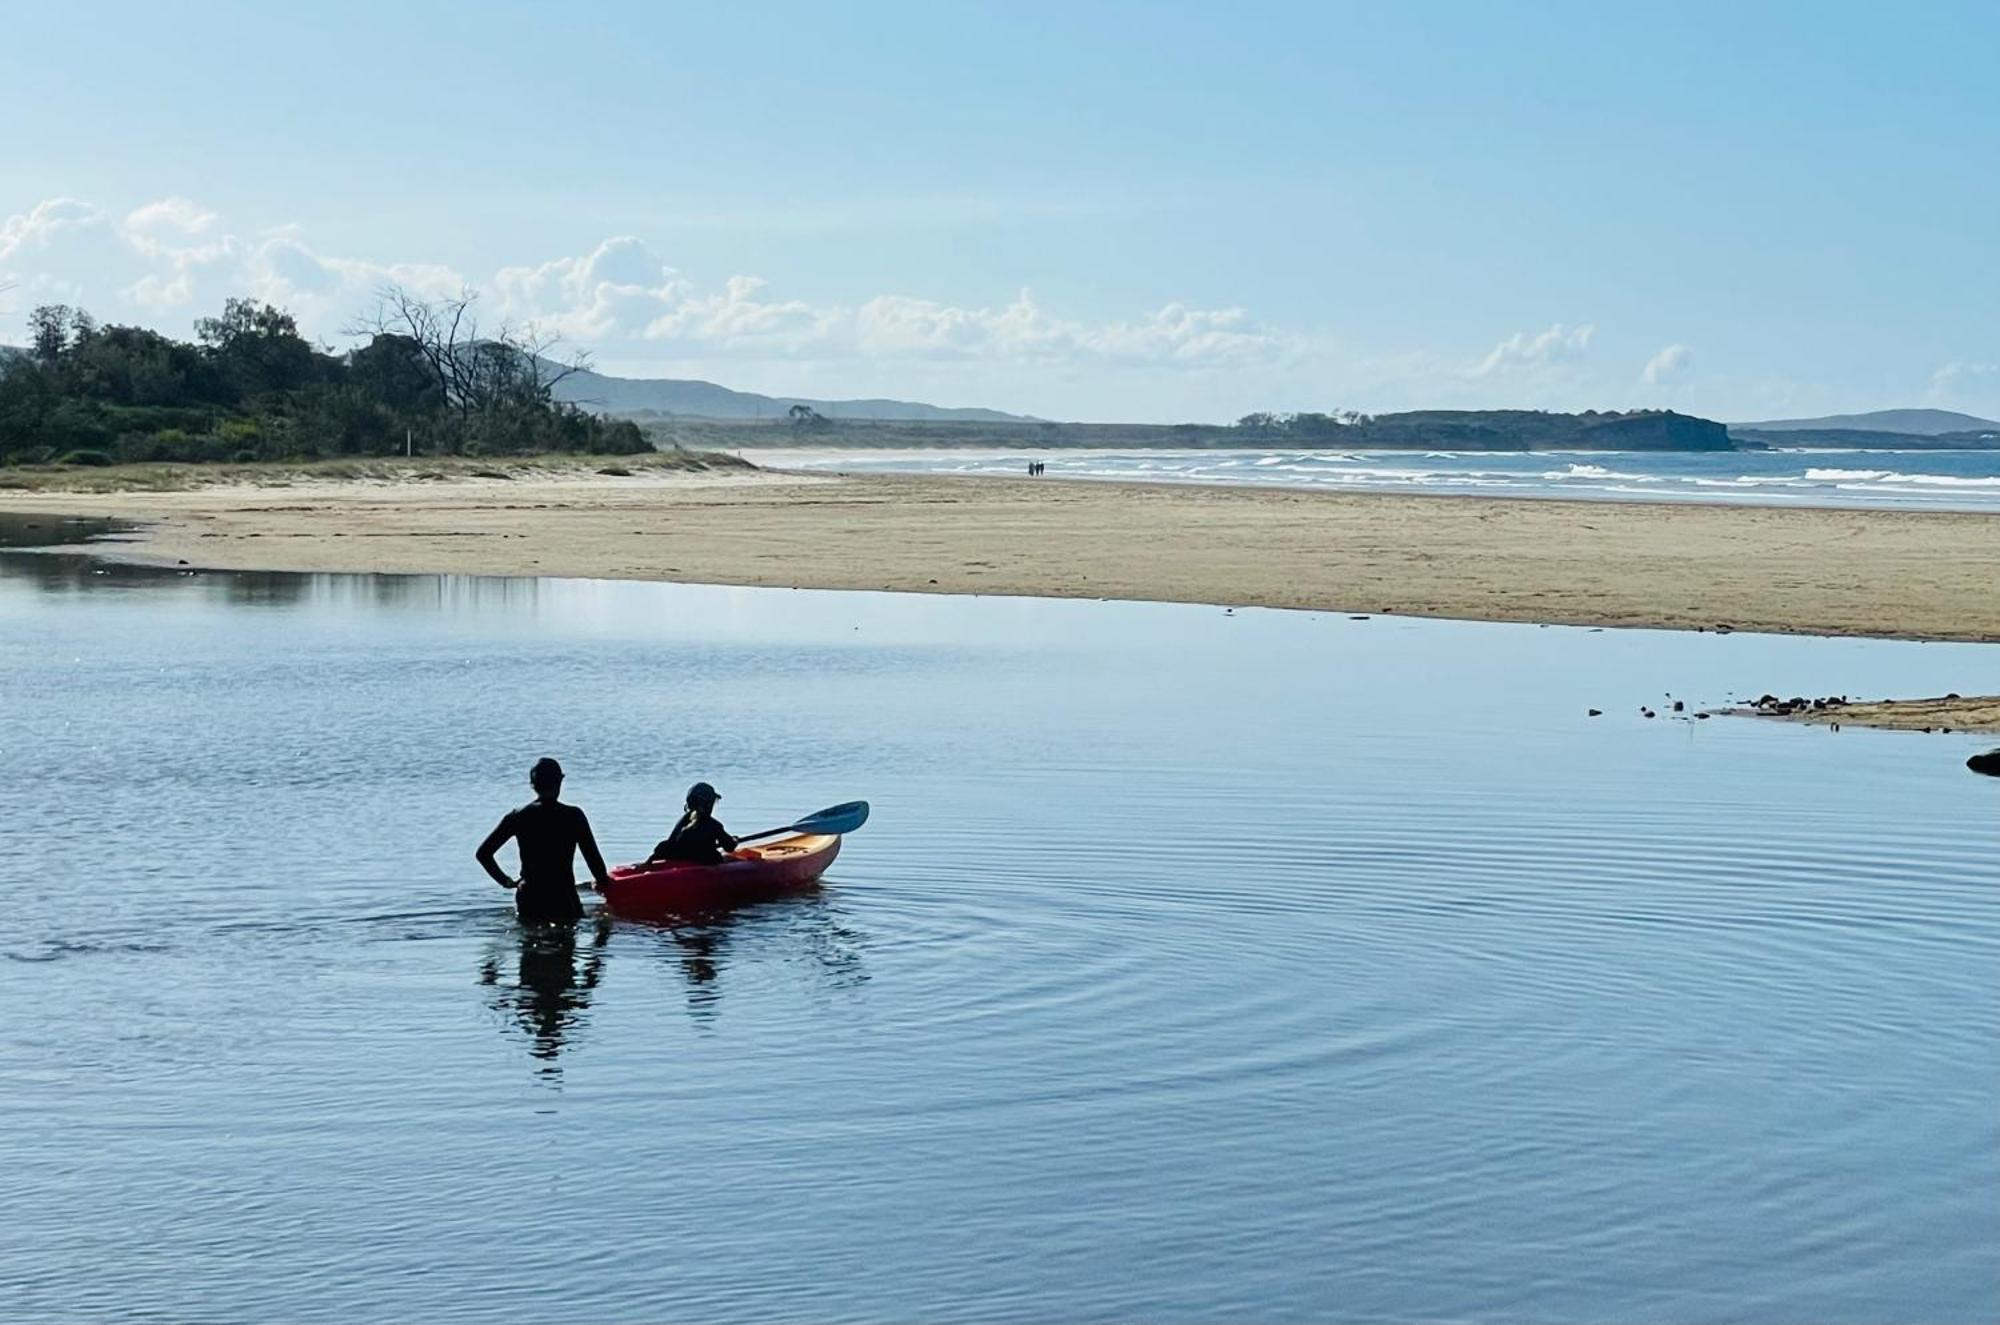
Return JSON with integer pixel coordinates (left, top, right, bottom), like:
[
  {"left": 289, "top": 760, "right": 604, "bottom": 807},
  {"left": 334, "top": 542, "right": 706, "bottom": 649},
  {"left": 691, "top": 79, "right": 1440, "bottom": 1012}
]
[{"left": 3, "top": 0, "right": 1996, "bottom": 421}]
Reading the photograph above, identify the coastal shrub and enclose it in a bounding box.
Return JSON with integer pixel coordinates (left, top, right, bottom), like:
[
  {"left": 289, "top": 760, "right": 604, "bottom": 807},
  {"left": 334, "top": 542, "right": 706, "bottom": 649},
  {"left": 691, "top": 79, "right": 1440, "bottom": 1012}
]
[
  {"left": 114, "top": 428, "right": 237, "bottom": 464},
  {"left": 57, "top": 449, "right": 116, "bottom": 466},
  {"left": 217, "top": 418, "right": 263, "bottom": 446},
  {"left": 1, "top": 289, "right": 648, "bottom": 467}
]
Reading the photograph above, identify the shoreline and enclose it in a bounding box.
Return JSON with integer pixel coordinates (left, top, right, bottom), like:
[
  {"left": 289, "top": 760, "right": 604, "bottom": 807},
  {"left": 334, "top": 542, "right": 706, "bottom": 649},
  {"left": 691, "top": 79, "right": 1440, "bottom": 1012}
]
[
  {"left": 1729, "top": 694, "right": 2000, "bottom": 736},
  {"left": 6, "top": 465, "right": 2000, "bottom": 641}
]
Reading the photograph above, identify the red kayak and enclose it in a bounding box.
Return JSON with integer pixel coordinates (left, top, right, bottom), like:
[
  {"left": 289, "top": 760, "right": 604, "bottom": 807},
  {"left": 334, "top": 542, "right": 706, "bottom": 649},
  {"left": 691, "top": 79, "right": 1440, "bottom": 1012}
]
[{"left": 601, "top": 833, "right": 841, "bottom": 916}]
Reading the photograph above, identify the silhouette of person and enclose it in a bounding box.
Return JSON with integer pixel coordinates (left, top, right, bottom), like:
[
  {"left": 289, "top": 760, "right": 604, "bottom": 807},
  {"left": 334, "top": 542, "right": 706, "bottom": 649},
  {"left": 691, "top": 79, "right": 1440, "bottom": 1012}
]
[
  {"left": 647, "top": 781, "right": 739, "bottom": 864},
  {"left": 475, "top": 756, "right": 613, "bottom": 923}
]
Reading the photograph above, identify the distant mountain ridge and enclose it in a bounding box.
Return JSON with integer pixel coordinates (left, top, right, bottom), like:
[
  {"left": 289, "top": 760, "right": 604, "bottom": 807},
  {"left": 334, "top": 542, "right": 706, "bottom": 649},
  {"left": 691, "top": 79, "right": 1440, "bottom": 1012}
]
[
  {"left": 548, "top": 364, "right": 1035, "bottom": 423},
  {"left": 1731, "top": 408, "right": 1999, "bottom": 436}
]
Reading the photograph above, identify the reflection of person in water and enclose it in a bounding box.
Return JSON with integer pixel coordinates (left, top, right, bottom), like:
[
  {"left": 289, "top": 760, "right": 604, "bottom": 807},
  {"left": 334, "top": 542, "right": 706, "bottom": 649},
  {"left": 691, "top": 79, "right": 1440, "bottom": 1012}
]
[
  {"left": 479, "top": 915, "right": 611, "bottom": 1074},
  {"left": 668, "top": 921, "right": 727, "bottom": 1019},
  {"left": 652, "top": 892, "right": 874, "bottom": 1022}
]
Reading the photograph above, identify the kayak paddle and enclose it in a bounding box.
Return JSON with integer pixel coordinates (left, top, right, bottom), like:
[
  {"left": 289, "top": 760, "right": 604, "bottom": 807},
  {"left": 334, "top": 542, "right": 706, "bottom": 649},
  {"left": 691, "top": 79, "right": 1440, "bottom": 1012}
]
[{"left": 735, "top": 800, "right": 870, "bottom": 845}]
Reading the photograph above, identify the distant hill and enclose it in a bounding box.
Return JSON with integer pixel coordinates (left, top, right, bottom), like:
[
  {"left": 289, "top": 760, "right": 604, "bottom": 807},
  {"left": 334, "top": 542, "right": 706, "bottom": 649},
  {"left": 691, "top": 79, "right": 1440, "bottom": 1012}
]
[
  {"left": 1334, "top": 409, "right": 1730, "bottom": 451},
  {"left": 549, "top": 365, "right": 1035, "bottom": 423},
  {"left": 645, "top": 408, "right": 1735, "bottom": 452},
  {"left": 1731, "top": 409, "right": 1999, "bottom": 436},
  {"left": 1730, "top": 427, "right": 2000, "bottom": 451}
]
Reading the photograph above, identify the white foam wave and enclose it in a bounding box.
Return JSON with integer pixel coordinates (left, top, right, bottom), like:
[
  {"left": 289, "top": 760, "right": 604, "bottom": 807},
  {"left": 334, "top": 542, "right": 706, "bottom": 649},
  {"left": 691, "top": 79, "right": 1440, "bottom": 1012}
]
[
  {"left": 1540, "top": 463, "right": 1662, "bottom": 482},
  {"left": 1805, "top": 467, "right": 2000, "bottom": 487}
]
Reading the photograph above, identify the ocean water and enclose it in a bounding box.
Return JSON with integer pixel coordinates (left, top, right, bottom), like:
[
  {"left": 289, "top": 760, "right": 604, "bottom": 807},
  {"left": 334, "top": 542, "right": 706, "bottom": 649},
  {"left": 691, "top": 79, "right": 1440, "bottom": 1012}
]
[
  {"left": 2, "top": 533, "right": 1997, "bottom": 1322},
  {"left": 765, "top": 446, "right": 2000, "bottom": 511}
]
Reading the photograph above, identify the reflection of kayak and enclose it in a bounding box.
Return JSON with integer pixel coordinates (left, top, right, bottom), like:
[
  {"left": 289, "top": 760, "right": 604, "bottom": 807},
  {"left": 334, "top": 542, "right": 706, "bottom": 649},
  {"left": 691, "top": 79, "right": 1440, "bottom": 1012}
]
[{"left": 601, "top": 833, "right": 842, "bottom": 915}]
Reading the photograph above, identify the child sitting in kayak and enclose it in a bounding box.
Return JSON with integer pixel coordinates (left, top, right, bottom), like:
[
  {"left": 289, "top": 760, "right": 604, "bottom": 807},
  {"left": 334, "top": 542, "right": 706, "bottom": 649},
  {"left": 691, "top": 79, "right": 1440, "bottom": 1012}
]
[{"left": 648, "top": 782, "right": 740, "bottom": 864}]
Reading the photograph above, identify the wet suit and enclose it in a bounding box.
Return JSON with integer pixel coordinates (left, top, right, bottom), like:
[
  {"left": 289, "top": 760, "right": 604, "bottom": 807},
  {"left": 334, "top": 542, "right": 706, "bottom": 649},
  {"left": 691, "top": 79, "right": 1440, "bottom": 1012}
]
[
  {"left": 650, "top": 811, "right": 739, "bottom": 865},
  {"left": 480, "top": 799, "right": 610, "bottom": 923}
]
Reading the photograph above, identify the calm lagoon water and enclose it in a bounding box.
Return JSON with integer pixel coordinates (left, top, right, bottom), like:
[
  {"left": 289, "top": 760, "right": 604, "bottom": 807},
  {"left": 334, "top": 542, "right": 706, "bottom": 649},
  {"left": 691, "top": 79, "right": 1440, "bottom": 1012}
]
[
  {"left": 767, "top": 446, "right": 2000, "bottom": 511},
  {"left": 2, "top": 534, "right": 1996, "bottom": 1322}
]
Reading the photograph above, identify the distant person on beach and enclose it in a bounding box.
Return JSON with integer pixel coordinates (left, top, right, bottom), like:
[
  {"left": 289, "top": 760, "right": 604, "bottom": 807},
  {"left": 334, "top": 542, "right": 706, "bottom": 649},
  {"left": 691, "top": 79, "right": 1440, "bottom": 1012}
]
[
  {"left": 648, "top": 781, "right": 740, "bottom": 864},
  {"left": 475, "top": 757, "right": 613, "bottom": 923}
]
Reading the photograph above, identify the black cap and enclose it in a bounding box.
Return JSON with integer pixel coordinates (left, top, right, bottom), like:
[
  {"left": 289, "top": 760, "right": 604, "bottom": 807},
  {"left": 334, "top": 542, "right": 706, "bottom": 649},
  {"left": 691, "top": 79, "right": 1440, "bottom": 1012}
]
[{"left": 686, "top": 781, "right": 719, "bottom": 807}]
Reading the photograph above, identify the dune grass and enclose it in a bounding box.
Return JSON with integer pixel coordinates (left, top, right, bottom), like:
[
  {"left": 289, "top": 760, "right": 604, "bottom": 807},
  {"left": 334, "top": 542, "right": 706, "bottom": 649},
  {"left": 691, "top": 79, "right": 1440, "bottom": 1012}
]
[{"left": 0, "top": 448, "right": 755, "bottom": 493}]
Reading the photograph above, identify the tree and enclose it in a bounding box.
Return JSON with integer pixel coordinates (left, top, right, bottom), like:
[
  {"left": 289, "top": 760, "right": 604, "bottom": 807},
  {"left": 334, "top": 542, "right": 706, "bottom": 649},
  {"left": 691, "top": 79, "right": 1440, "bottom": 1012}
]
[
  {"left": 787, "top": 403, "right": 824, "bottom": 428},
  {"left": 351, "top": 285, "right": 587, "bottom": 425},
  {"left": 347, "top": 333, "right": 445, "bottom": 412},
  {"left": 66, "top": 323, "right": 212, "bottom": 406},
  {"left": 28, "top": 305, "right": 78, "bottom": 364},
  {"left": 195, "top": 297, "right": 321, "bottom": 398},
  {"left": 2, "top": 286, "right": 642, "bottom": 466}
]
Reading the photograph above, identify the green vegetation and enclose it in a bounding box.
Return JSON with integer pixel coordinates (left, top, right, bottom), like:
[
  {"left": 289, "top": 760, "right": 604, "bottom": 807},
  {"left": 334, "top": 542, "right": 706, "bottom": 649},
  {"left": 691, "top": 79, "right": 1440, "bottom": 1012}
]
[
  {"left": 1232, "top": 408, "right": 1730, "bottom": 450},
  {"left": 0, "top": 289, "right": 650, "bottom": 467}
]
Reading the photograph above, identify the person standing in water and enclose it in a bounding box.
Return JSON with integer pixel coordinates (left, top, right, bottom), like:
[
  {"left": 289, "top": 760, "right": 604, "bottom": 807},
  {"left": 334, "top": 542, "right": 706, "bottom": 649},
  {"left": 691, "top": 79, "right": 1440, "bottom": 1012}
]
[
  {"left": 475, "top": 757, "right": 614, "bottom": 923},
  {"left": 647, "top": 781, "right": 739, "bottom": 864}
]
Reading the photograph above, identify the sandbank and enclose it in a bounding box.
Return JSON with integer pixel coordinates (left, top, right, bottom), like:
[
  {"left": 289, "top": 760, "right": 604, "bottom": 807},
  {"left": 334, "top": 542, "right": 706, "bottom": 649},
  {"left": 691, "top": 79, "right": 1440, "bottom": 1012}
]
[{"left": 6, "top": 468, "right": 2000, "bottom": 650}]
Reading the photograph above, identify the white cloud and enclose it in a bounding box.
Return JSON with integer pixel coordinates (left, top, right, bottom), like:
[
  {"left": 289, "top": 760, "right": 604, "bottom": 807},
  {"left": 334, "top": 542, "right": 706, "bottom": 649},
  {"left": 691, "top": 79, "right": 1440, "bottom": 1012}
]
[
  {"left": 122, "top": 197, "right": 220, "bottom": 250},
  {"left": 1471, "top": 322, "right": 1595, "bottom": 377},
  {"left": 0, "top": 200, "right": 108, "bottom": 307},
  {"left": 7, "top": 193, "right": 1756, "bottom": 421},
  {"left": 1928, "top": 359, "right": 1999, "bottom": 410},
  {"left": 488, "top": 242, "right": 1284, "bottom": 366},
  {"left": 492, "top": 237, "right": 683, "bottom": 340},
  {"left": 1, "top": 195, "right": 1304, "bottom": 419},
  {"left": 0, "top": 196, "right": 477, "bottom": 335},
  {"left": 1642, "top": 343, "right": 1691, "bottom": 386},
  {"left": 117, "top": 197, "right": 240, "bottom": 309},
  {"left": 490, "top": 240, "right": 842, "bottom": 350},
  {"left": 643, "top": 273, "right": 840, "bottom": 350},
  {"left": 854, "top": 290, "right": 1284, "bottom": 365},
  {"left": 0, "top": 198, "right": 102, "bottom": 264}
]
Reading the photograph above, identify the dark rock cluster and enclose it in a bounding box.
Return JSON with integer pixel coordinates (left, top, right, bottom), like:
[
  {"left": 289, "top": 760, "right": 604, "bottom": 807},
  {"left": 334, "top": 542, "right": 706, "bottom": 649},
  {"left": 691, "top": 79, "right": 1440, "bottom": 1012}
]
[{"left": 1749, "top": 694, "right": 1850, "bottom": 716}]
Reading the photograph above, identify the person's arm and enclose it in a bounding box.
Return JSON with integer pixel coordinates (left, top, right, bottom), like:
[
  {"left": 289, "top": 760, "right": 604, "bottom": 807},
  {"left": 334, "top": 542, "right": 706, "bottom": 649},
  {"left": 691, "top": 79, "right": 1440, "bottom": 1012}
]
[
  {"left": 576, "top": 810, "right": 614, "bottom": 891},
  {"left": 715, "top": 820, "right": 739, "bottom": 853},
  {"left": 475, "top": 815, "right": 518, "bottom": 890}
]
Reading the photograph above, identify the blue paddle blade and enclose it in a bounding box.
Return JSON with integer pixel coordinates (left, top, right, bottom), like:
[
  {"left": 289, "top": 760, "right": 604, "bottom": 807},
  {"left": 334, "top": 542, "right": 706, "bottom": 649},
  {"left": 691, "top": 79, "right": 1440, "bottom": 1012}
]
[{"left": 793, "top": 800, "right": 869, "bottom": 836}]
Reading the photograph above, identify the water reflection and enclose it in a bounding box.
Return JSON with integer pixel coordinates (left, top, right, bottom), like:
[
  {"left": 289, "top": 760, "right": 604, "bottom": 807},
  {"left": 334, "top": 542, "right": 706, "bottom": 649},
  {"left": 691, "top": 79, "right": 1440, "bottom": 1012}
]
[
  {"left": 479, "top": 916, "right": 611, "bottom": 1080},
  {"left": 0, "top": 552, "right": 549, "bottom": 613},
  {"left": 0, "top": 511, "right": 134, "bottom": 546},
  {"left": 0, "top": 513, "right": 547, "bottom": 615},
  {"left": 668, "top": 921, "right": 726, "bottom": 1019},
  {"left": 626, "top": 891, "right": 872, "bottom": 1026},
  {"left": 475, "top": 894, "right": 870, "bottom": 1071}
]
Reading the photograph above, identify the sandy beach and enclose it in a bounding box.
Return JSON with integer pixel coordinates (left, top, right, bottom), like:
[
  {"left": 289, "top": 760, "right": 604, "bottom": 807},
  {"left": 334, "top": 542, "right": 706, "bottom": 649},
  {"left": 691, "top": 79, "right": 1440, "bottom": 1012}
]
[{"left": 8, "top": 467, "right": 2000, "bottom": 643}]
